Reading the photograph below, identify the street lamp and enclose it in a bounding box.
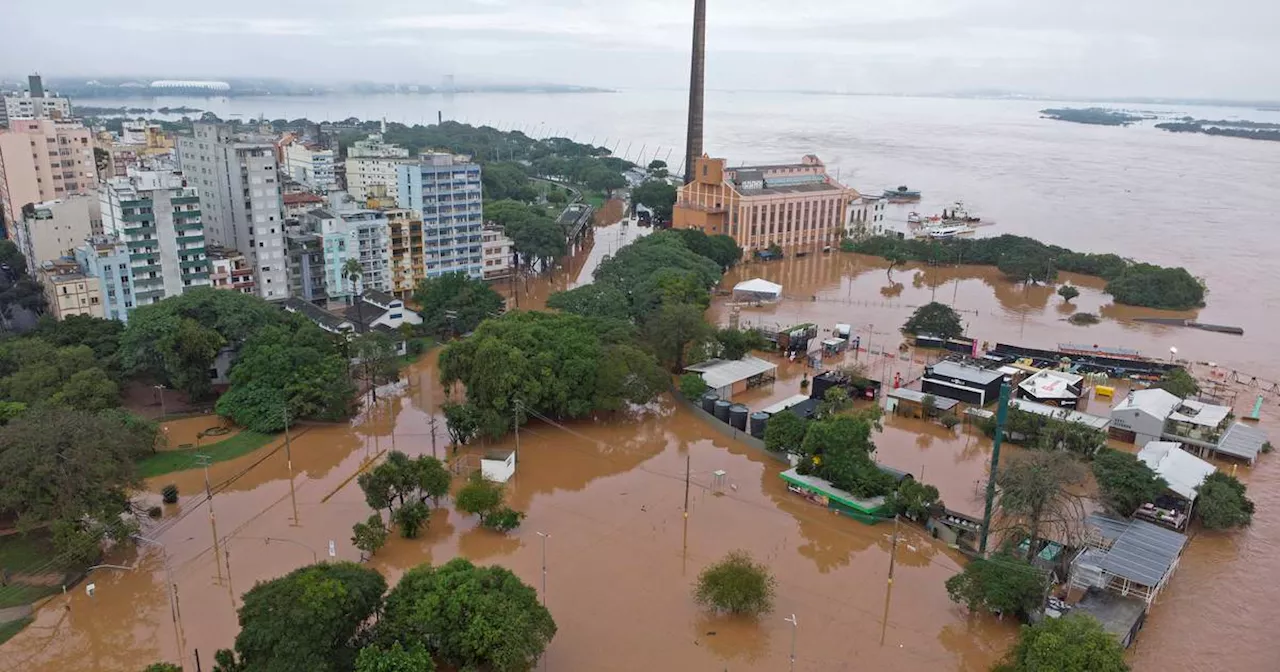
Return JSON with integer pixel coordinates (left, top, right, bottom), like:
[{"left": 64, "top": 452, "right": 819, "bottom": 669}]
[
  {"left": 535, "top": 532, "right": 549, "bottom": 606},
  {"left": 785, "top": 613, "right": 798, "bottom": 672},
  {"left": 1169, "top": 346, "right": 1178, "bottom": 362},
  {"left": 153, "top": 384, "right": 167, "bottom": 418}
]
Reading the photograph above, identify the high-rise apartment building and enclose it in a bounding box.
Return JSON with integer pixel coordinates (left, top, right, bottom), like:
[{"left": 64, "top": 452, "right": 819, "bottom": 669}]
[
  {"left": 175, "top": 122, "right": 288, "bottom": 300},
  {"left": 208, "top": 245, "right": 257, "bottom": 295},
  {"left": 0, "top": 118, "right": 96, "bottom": 228},
  {"left": 13, "top": 195, "right": 95, "bottom": 274},
  {"left": 302, "top": 206, "right": 391, "bottom": 301},
  {"left": 481, "top": 226, "right": 515, "bottom": 281},
  {"left": 397, "top": 154, "right": 484, "bottom": 279},
  {"left": 346, "top": 134, "right": 411, "bottom": 202},
  {"left": 0, "top": 76, "right": 72, "bottom": 128},
  {"left": 285, "top": 232, "right": 327, "bottom": 304},
  {"left": 99, "top": 170, "right": 210, "bottom": 309},
  {"left": 386, "top": 208, "right": 423, "bottom": 296},
  {"left": 283, "top": 141, "right": 337, "bottom": 193},
  {"left": 75, "top": 239, "right": 134, "bottom": 322},
  {"left": 673, "top": 155, "right": 855, "bottom": 254}
]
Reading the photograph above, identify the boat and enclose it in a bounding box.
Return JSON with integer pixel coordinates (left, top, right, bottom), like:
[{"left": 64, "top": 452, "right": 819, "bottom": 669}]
[
  {"left": 883, "top": 185, "right": 922, "bottom": 202},
  {"left": 919, "top": 225, "right": 975, "bottom": 239},
  {"left": 940, "top": 201, "right": 982, "bottom": 224}
]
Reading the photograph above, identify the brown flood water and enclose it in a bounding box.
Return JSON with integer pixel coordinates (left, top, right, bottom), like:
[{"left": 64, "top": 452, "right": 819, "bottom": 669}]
[{"left": 3, "top": 222, "right": 1277, "bottom": 671}]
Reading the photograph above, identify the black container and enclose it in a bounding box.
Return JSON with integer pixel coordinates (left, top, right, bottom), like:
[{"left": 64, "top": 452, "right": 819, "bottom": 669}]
[
  {"left": 713, "top": 400, "right": 732, "bottom": 422},
  {"left": 701, "top": 392, "right": 719, "bottom": 414},
  {"left": 729, "top": 404, "right": 749, "bottom": 430},
  {"left": 750, "top": 412, "right": 769, "bottom": 438}
]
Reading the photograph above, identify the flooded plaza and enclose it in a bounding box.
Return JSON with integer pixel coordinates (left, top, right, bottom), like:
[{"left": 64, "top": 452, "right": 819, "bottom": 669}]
[{"left": 3, "top": 216, "right": 1279, "bottom": 671}]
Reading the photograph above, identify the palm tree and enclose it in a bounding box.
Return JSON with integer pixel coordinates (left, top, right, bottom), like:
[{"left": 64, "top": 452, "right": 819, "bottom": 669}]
[{"left": 343, "top": 257, "right": 365, "bottom": 328}]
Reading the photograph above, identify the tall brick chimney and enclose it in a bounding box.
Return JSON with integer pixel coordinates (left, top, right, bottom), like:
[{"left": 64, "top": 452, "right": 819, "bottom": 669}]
[{"left": 683, "top": 0, "right": 707, "bottom": 185}]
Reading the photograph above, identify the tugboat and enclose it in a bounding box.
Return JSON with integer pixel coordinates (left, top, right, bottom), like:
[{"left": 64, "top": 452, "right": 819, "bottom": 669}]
[
  {"left": 883, "top": 185, "right": 922, "bottom": 202},
  {"left": 941, "top": 202, "right": 982, "bottom": 224}
]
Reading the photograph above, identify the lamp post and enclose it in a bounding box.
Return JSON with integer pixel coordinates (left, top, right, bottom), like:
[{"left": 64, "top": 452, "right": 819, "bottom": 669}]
[
  {"left": 535, "top": 531, "right": 549, "bottom": 606},
  {"left": 153, "top": 384, "right": 166, "bottom": 418},
  {"left": 784, "top": 613, "right": 798, "bottom": 672},
  {"left": 1169, "top": 346, "right": 1178, "bottom": 363}
]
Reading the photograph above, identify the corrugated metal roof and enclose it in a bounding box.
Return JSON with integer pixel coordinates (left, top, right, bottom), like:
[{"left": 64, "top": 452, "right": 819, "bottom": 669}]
[
  {"left": 1009, "top": 398, "right": 1111, "bottom": 430},
  {"left": 926, "top": 361, "right": 1005, "bottom": 385},
  {"left": 1112, "top": 388, "right": 1181, "bottom": 419},
  {"left": 1137, "top": 442, "right": 1216, "bottom": 500},
  {"left": 1216, "top": 423, "right": 1268, "bottom": 462},
  {"left": 1088, "top": 514, "right": 1187, "bottom": 588},
  {"left": 686, "top": 356, "right": 778, "bottom": 391},
  {"left": 760, "top": 394, "right": 811, "bottom": 415},
  {"left": 887, "top": 388, "right": 961, "bottom": 411}
]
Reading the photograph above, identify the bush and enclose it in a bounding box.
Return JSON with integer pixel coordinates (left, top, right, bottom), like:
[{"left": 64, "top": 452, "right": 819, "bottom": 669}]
[
  {"left": 481, "top": 507, "right": 526, "bottom": 532},
  {"left": 1057, "top": 284, "right": 1080, "bottom": 303},
  {"left": 1068, "top": 312, "right": 1100, "bottom": 325},
  {"left": 456, "top": 476, "right": 504, "bottom": 517},
  {"left": 940, "top": 414, "right": 959, "bottom": 429},
  {"left": 1156, "top": 368, "right": 1198, "bottom": 398},
  {"left": 902, "top": 302, "right": 963, "bottom": 340},
  {"left": 161, "top": 484, "right": 179, "bottom": 504},
  {"left": 393, "top": 500, "right": 431, "bottom": 539},
  {"left": 147, "top": 506, "right": 163, "bottom": 518},
  {"left": 679, "top": 373, "right": 709, "bottom": 401},
  {"left": 1195, "top": 472, "right": 1254, "bottom": 529},
  {"left": 996, "top": 614, "right": 1129, "bottom": 672},
  {"left": 1092, "top": 449, "right": 1167, "bottom": 517},
  {"left": 352, "top": 514, "right": 390, "bottom": 558},
  {"left": 694, "top": 550, "right": 776, "bottom": 616},
  {"left": 945, "top": 553, "right": 1047, "bottom": 618},
  {"left": 763, "top": 411, "right": 807, "bottom": 454}
]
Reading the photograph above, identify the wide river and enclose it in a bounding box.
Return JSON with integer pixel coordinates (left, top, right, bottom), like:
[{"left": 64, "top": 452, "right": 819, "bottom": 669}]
[{"left": 1, "top": 90, "right": 1276, "bottom": 671}]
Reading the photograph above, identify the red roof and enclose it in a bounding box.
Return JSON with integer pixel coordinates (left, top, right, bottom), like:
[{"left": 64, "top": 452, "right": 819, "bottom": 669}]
[{"left": 283, "top": 192, "right": 325, "bottom": 205}]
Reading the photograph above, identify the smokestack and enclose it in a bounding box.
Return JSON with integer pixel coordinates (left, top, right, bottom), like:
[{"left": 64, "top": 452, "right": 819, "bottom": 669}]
[
  {"left": 683, "top": 0, "right": 707, "bottom": 185},
  {"left": 28, "top": 74, "right": 44, "bottom": 98}
]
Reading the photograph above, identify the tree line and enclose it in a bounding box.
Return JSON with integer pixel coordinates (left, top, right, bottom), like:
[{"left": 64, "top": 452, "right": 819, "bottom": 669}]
[{"left": 850, "top": 234, "right": 1207, "bottom": 310}]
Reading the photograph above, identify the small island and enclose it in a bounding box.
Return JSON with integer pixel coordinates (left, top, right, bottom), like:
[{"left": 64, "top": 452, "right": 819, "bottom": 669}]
[
  {"left": 1040, "top": 107, "right": 1144, "bottom": 126},
  {"left": 1156, "top": 118, "right": 1280, "bottom": 142}
]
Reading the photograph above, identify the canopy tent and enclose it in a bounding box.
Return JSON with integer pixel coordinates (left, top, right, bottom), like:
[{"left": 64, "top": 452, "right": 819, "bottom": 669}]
[
  {"left": 732, "top": 278, "right": 783, "bottom": 303},
  {"left": 1137, "top": 441, "right": 1216, "bottom": 501}
]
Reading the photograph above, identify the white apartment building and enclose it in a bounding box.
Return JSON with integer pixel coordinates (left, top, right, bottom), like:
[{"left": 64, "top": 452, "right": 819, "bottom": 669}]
[
  {"left": 283, "top": 141, "right": 337, "bottom": 193},
  {"left": 13, "top": 195, "right": 95, "bottom": 274},
  {"left": 98, "top": 170, "right": 210, "bottom": 309},
  {"left": 303, "top": 205, "right": 392, "bottom": 302},
  {"left": 176, "top": 122, "right": 288, "bottom": 300},
  {"left": 481, "top": 225, "right": 514, "bottom": 280},
  {"left": 397, "top": 154, "right": 484, "bottom": 279},
  {"left": 846, "top": 193, "right": 887, "bottom": 238},
  {"left": 345, "top": 133, "right": 411, "bottom": 202},
  {"left": 0, "top": 77, "right": 71, "bottom": 128}
]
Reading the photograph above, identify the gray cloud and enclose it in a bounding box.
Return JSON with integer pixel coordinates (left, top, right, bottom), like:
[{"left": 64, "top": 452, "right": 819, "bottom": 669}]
[{"left": 3, "top": 0, "right": 1276, "bottom": 99}]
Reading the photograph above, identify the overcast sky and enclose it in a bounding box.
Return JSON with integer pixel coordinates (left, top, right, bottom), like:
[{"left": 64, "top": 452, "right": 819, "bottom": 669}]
[{"left": 4, "top": 0, "right": 1276, "bottom": 99}]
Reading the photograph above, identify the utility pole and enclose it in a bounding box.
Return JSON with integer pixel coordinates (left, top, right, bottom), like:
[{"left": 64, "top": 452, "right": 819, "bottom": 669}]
[
  {"left": 535, "top": 531, "right": 549, "bottom": 605},
  {"left": 513, "top": 399, "right": 521, "bottom": 459},
  {"left": 979, "top": 383, "right": 1012, "bottom": 555},
  {"left": 683, "top": 453, "right": 691, "bottom": 519},
  {"left": 427, "top": 414, "right": 440, "bottom": 459},
  {"left": 880, "top": 514, "right": 901, "bottom": 646},
  {"left": 784, "top": 613, "right": 798, "bottom": 672},
  {"left": 283, "top": 402, "right": 299, "bottom": 526},
  {"left": 197, "top": 454, "right": 224, "bottom": 585}
]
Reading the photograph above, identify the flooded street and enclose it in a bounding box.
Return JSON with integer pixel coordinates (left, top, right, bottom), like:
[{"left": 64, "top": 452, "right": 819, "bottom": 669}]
[{"left": 3, "top": 214, "right": 1279, "bottom": 671}]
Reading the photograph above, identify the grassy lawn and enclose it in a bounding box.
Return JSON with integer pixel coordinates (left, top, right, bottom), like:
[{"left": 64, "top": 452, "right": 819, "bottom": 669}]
[
  {"left": 583, "top": 191, "right": 607, "bottom": 209},
  {"left": 0, "top": 534, "right": 56, "bottom": 571},
  {"left": 137, "top": 430, "right": 276, "bottom": 479},
  {"left": 0, "top": 583, "right": 59, "bottom": 609},
  {"left": 0, "top": 616, "right": 33, "bottom": 645}
]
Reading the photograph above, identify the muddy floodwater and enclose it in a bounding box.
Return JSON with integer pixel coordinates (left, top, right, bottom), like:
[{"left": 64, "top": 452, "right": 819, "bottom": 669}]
[{"left": 3, "top": 215, "right": 1279, "bottom": 671}]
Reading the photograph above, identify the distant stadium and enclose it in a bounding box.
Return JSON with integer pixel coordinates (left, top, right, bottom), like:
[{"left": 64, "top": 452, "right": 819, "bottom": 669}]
[{"left": 148, "top": 80, "right": 231, "bottom": 93}]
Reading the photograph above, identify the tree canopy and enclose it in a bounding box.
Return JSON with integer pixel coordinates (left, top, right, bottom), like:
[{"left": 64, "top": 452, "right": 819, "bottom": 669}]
[
  {"left": 945, "top": 553, "right": 1048, "bottom": 619},
  {"left": 902, "top": 302, "right": 964, "bottom": 339},
  {"left": 439, "top": 311, "right": 667, "bottom": 437},
  {"left": 486, "top": 200, "right": 566, "bottom": 270},
  {"left": 1195, "top": 472, "right": 1254, "bottom": 529},
  {"left": 632, "top": 180, "right": 677, "bottom": 221},
  {"left": 0, "top": 338, "right": 119, "bottom": 411},
  {"left": 413, "top": 271, "right": 506, "bottom": 338},
  {"left": 546, "top": 284, "right": 632, "bottom": 321},
  {"left": 693, "top": 550, "right": 776, "bottom": 616},
  {"left": 377, "top": 558, "right": 556, "bottom": 672},
  {"left": 1058, "top": 284, "right": 1080, "bottom": 303},
  {"left": 1092, "top": 449, "right": 1167, "bottom": 516},
  {"left": 1156, "top": 368, "right": 1198, "bottom": 399},
  {"left": 763, "top": 410, "right": 807, "bottom": 454},
  {"left": 481, "top": 161, "right": 537, "bottom": 202},
  {"left": 996, "top": 452, "right": 1086, "bottom": 559},
  {"left": 357, "top": 450, "right": 452, "bottom": 538},
  {"left": 218, "top": 562, "right": 387, "bottom": 672},
  {"left": 214, "top": 318, "right": 355, "bottom": 432},
  {"left": 119, "top": 288, "right": 285, "bottom": 399},
  {"left": 995, "top": 614, "right": 1130, "bottom": 672}
]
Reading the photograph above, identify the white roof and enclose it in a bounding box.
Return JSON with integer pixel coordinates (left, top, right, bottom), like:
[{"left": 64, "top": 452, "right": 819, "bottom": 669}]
[
  {"left": 1167, "top": 399, "right": 1232, "bottom": 428},
  {"left": 760, "top": 394, "right": 812, "bottom": 415},
  {"left": 1138, "top": 441, "right": 1217, "bottom": 501},
  {"left": 1112, "top": 388, "right": 1182, "bottom": 420},
  {"left": 1009, "top": 398, "right": 1111, "bottom": 430},
  {"left": 1019, "top": 369, "right": 1083, "bottom": 400},
  {"left": 733, "top": 278, "right": 783, "bottom": 295},
  {"left": 686, "top": 356, "right": 778, "bottom": 390}
]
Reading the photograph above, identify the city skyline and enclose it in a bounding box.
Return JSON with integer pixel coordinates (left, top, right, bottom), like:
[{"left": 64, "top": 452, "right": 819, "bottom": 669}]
[{"left": 2, "top": 0, "right": 1277, "bottom": 101}]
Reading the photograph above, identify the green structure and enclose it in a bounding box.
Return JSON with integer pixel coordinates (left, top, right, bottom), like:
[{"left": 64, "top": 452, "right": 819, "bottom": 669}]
[{"left": 780, "top": 468, "right": 890, "bottom": 524}]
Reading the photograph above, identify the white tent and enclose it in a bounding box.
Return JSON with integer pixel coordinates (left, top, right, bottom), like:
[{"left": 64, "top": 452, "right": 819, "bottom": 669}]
[
  {"left": 1138, "top": 441, "right": 1216, "bottom": 501},
  {"left": 732, "top": 278, "right": 783, "bottom": 303}
]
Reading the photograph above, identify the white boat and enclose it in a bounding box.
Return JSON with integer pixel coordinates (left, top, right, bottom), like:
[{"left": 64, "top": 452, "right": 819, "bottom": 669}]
[{"left": 914, "top": 224, "right": 976, "bottom": 239}]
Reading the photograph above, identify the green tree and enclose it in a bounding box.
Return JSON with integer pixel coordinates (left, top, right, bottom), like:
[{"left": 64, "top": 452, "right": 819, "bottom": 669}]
[
  {"left": 31, "top": 314, "right": 124, "bottom": 366},
  {"left": 945, "top": 553, "right": 1048, "bottom": 619},
  {"left": 888, "top": 478, "right": 942, "bottom": 521},
  {"left": 644, "top": 302, "right": 711, "bottom": 371},
  {"left": 816, "top": 386, "right": 853, "bottom": 419},
  {"left": 441, "top": 401, "right": 481, "bottom": 449},
  {"left": 632, "top": 180, "right": 677, "bottom": 220},
  {"left": 0, "top": 240, "right": 26, "bottom": 270},
  {"left": 226, "top": 562, "right": 387, "bottom": 672},
  {"left": 481, "top": 507, "right": 526, "bottom": 532},
  {"left": 547, "top": 284, "right": 632, "bottom": 321},
  {"left": 481, "top": 161, "right": 536, "bottom": 202},
  {"left": 1156, "top": 368, "right": 1198, "bottom": 399},
  {"left": 1105, "top": 264, "right": 1205, "bottom": 310},
  {"left": 995, "top": 614, "right": 1129, "bottom": 672},
  {"left": 343, "top": 258, "right": 364, "bottom": 300},
  {"left": 997, "top": 243, "right": 1057, "bottom": 284},
  {"left": 997, "top": 452, "right": 1086, "bottom": 560},
  {"left": 679, "top": 373, "right": 709, "bottom": 400},
  {"left": 1058, "top": 284, "right": 1080, "bottom": 303},
  {"left": 352, "top": 514, "right": 390, "bottom": 559},
  {"left": 355, "top": 642, "right": 436, "bottom": 672},
  {"left": 215, "top": 319, "right": 355, "bottom": 432},
  {"left": 141, "top": 664, "right": 183, "bottom": 672},
  {"left": 393, "top": 500, "right": 431, "bottom": 539},
  {"left": 693, "top": 550, "right": 776, "bottom": 616},
  {"left": 0, "top": 339, "right": 119, "bottom": 410},
  {"left": 413, "top": 272, "right": 505, "bottom": 338},
  {"left": 1092, "top": 449, "right": 1167, "bottom": 516},
  {"left": 902, "top": 302, "right": 964, "bottom": 339},
  {"left": 1195, "top": 472, "right": 1254, "bottom": 529},
  {"left": 354, "top": 331, "right": 401, "bottom": 403},
  {"left": 632, "top": 268, "right": 711, "bottom": 316},
  {"left": 714, "top": 327, "right": 766, "bottom": 360},
  {"left": 584, "top": 165, "right": 626, "bottom": 196},
  {"left": 763, "top": 411, "right": 807, "bottom": 454},
  {"left": 456, "top": 474, "right": 504, "bottom": 517},
  {"left": 377, "top": 558, "right": 556, "bottom": 672}
]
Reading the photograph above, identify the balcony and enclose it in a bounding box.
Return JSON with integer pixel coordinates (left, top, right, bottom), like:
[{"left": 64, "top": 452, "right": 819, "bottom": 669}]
[
  {"left": 127, "top": 240, "right": 156, "bottom": 250},
  {"left": 180, "top": 260, "right": 207, "bottom": 270},
  {"left": 122, "top": 212, "right": 153, "bottom": 223},
  {"left": 177, "top": 235, "right": 204, "bottom": 245}
]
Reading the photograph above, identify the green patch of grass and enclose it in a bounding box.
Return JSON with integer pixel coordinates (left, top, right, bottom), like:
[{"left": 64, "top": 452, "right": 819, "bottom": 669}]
[
  {"left": 137, "top": 430, "right": 277, "bottom": 478},
  {"left": 399, "top": 337, "right": 437, "bottom": 365},
  {"left": 0, "top": 534, "right": 55, "bottom": 571},
  {"left": 583, "top": 191, "right": 607, "bottom": 209},
  {"left": 0, "top": 616, "right": 33, "bottom": 645},
  {"left": 0, "top": 583, "right": 60, "bottom": 609}
]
